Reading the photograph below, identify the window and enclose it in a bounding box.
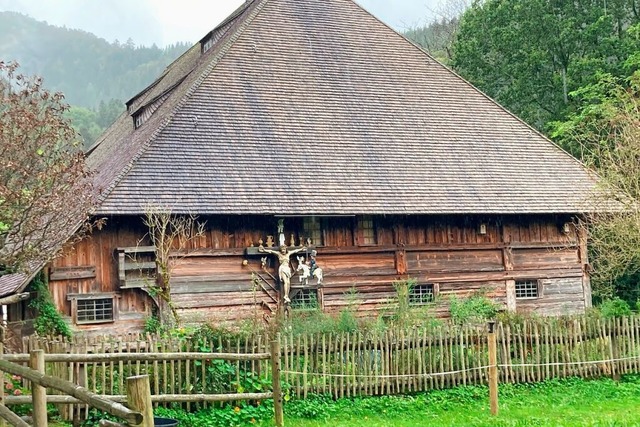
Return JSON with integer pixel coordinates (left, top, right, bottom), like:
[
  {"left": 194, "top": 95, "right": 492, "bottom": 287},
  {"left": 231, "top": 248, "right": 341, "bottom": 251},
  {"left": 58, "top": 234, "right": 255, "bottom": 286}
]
[
  {"left": 409, "top": 284, "right": 435, "bottom": 305},
  {"left": 303, "top": 217, "right": 323, "bottom": 246},
  {"left": 357, "top": 216, "right": 376, "bottom": 245},
  {"left": 76, "top": 298, "right": 114, "bottom": 324},
  {"left": 290, "top": 289, "right": 319, "bottom": 310},
  {"left": 515, "top": 280, "right": 539, "bottom": 299},
  {"left": 202, "top": 37, "right": 215, "bottom": 53}
]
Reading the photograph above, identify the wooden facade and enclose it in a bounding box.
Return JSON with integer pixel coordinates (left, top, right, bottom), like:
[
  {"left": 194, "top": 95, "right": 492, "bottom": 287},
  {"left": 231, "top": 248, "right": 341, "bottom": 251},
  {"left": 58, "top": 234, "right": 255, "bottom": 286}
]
[{"left": 31, "top": 214, "right": 589, "bottom": 334}]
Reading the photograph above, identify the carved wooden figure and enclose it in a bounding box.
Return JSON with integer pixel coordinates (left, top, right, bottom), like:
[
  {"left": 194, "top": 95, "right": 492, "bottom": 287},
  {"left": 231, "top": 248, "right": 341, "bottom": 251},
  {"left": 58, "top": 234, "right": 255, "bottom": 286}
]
[
  {"left": 296, "top": 255, "right": 323, "bottom": 286},
  {"left": 259, "top": 245, "right": 306, "bottom": 303}
]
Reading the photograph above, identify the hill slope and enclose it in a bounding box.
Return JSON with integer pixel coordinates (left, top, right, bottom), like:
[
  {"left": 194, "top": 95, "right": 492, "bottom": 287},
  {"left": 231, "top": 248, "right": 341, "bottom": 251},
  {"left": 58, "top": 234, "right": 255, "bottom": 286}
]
[{"left": 0, "top": 11, "right": 189, "bottom": 108}]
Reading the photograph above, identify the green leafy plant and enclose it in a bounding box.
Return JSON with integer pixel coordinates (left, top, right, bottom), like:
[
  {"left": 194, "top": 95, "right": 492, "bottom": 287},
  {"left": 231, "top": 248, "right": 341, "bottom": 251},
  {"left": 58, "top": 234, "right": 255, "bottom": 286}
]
[
  {"left": 28, "top": 273, "right": 72, "bottom": 338},
  {"left": 143, "top": 315, "right": 164, "bottom": 335},
  {"left": 449, "top": 292, "right": 498, "bottom": 325},
  {"left": 599, "top": 297, "right": 632, "bottom": 318}
]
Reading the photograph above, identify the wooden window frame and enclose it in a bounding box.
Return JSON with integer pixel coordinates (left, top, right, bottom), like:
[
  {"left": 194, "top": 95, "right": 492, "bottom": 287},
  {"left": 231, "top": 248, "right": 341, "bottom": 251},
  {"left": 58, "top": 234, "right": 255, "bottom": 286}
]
[
  {"left": 514, "top": 279, "right": 542, "bottom": 299},
  {"left": 68, "top": 293, "right": 118, "bottom": 325},
  {"left": 356, "top": 215, "right": 377, "bottom": 246},
  {"left": 303, "top": 216, "right": 324, "bottom": 246}
]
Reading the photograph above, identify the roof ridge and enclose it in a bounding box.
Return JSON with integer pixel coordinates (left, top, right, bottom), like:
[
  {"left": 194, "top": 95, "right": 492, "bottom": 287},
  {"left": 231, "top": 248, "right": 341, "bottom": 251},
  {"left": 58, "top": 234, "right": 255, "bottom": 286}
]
[{"left": 94, "top": 0, "right": 271, "bottom": 210}]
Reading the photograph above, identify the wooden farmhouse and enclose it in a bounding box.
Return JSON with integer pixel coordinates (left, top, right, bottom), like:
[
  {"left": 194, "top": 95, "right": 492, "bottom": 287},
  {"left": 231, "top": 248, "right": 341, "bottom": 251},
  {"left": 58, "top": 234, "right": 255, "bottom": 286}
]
[{"left": 2, "top": 0, "right": 597, "bottom": 335}]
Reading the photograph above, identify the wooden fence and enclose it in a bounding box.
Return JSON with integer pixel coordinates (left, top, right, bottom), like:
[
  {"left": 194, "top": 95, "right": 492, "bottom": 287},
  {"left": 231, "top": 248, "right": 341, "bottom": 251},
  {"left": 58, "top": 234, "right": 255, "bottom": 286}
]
[
  {"left": 15, "top": 315, "right": 640, "bottom": 409},
  {"left": 9, "top": 337, "right": 283, "bottom": 424},
  {"left": 278, "top": 316, "right": 640, "bottom": 398}
]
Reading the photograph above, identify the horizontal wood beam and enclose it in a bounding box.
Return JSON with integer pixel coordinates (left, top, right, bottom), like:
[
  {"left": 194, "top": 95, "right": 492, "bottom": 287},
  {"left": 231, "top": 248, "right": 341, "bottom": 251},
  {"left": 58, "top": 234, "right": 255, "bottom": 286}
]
[
  {"left": 0, "top": 293, "right": 30, "bottom": 306},
  {"left": 170, "top": 243, "right": 580, "bottom": 258},
  {"left": 5, "top": 392, "right": 274, "bottom": 405}
]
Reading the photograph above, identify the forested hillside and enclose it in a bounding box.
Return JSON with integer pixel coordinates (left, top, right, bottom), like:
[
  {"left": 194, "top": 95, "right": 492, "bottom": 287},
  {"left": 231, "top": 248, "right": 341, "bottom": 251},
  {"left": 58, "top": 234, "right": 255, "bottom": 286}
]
[
  {"left": 0, "top": 12, "right": 188, "bottom": 108},
  {"left": 0, "top": 12, "right": 189, "bottom": 146}
]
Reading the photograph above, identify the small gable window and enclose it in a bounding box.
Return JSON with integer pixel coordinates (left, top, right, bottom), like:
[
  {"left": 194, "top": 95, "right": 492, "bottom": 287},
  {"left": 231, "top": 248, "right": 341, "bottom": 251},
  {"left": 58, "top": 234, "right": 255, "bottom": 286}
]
[
  {"left": 515, "top": 280, "right": 540, "bottom": 299},
  {"left": 303, "top": 217, "right": 323, "bottom": 246},
  {"left": 409, "top": 284, "right": 435, "bottom": 305}
]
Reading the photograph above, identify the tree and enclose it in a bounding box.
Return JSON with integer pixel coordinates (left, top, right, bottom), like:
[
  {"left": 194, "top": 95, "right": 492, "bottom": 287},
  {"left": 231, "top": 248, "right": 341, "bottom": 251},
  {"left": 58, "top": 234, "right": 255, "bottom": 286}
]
[
  {"left": 66, "top": 105, "right": 103, "bottom": 148},
  {"left": 404, "top": 0, "right": 470, "bottom": 63},
  {"left": 451, "top": 0, "right": 640, "bottom": 134},
  {"left": 554, "top": 67, "right": 640, "bottom": 303},
  {"left": 142, "top": 205, "right": 205, "bottom": 326},
  {"left": 0, "top": 62, "right": 94, "bottom": 275}
]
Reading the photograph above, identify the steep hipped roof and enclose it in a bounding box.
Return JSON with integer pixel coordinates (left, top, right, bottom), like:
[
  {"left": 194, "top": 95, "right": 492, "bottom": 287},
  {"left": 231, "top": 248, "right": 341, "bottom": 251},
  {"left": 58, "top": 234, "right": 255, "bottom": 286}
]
[{"left": 88, "top": 0, "right": 596, "bottom": 216}]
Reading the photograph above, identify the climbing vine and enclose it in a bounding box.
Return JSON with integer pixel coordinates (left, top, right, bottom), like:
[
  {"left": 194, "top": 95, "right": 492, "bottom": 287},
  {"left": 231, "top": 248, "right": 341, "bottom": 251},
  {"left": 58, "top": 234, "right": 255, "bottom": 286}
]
[{"left": 28, "top": 273, "right": 72, "bottom": 338}]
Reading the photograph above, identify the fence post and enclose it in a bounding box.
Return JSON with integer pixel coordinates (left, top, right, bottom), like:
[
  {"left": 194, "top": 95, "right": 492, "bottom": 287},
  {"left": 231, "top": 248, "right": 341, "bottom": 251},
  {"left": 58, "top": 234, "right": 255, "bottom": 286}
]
[
  {"left": 488, "top": 321, "right": 499, "bottom": 416},
  {"left": 0, "top": 327, "right": 5, "bottom": 427},
  {"left": 30, "top": 349, "right": 48, "bottom": 426},
  {"left": 271, "top": 338, "right": 284, "bottom": 427},
  {"left": 126, "top": 375, "right": 153, "bottom": 427}
]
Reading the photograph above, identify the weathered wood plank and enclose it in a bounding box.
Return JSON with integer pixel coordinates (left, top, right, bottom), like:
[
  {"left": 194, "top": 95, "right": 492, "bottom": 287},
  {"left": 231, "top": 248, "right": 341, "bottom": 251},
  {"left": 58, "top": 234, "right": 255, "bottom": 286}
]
[{"left": 49, "top": 266, "right": 96, "bottom": 281}]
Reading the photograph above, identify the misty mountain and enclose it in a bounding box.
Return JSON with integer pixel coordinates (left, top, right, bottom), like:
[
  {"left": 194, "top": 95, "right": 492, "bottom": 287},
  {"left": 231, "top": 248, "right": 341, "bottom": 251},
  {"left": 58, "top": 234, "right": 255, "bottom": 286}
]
[{"left": 0, "top": 11, "right": 189, "bottom": 108}]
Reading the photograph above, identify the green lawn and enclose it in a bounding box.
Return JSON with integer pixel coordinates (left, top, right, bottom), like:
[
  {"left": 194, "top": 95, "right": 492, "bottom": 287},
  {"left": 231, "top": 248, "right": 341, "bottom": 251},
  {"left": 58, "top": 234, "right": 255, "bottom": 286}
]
[
  {"left": 49, "top": 375, "right": 640, "bottom": 426},
  {"left": 285, "top": 376, "right": 640, "bottom": 427}
]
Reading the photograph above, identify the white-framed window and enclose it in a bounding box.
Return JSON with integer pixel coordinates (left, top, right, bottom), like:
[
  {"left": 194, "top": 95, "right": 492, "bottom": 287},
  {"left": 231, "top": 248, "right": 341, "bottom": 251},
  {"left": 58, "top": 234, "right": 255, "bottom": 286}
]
[
  {"left": 303, "top": 217, "right": 323, "bottom": 246},
  {"left": 409, "top": 284, "right": 435, "bottom": 305},
  {"left": 515, "top": 280, "right": 540, "bottom": 299},
  {"left": 357, "top": 216, "right": 376, "bottom": 245}
]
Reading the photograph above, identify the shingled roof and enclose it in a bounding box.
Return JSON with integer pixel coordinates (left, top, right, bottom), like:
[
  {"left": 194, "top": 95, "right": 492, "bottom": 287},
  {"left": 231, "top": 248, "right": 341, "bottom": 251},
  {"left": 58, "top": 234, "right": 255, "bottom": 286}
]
[{"left": 87, "top": 0, "right": 596, "bottom": 216}]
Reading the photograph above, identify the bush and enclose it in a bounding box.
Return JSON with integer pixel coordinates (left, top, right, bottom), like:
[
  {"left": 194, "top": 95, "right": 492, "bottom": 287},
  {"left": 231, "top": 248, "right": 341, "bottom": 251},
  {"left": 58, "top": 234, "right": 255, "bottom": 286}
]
[
  {"left": 449, "top": 293, "right": 498, "bottom": 324},
  {"left": 599, "top": 297, "right": 632, "bottom": 318}
]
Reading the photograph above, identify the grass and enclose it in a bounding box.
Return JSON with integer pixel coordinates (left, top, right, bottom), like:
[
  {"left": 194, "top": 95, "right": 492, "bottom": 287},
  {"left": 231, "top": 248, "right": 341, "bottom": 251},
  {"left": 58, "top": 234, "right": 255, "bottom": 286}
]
[
  {"left": 284, "top": 375, "right": 640, "bottom": 427},
  {"left": 42, "top": 375, "right": 640, "bottom": 426}
]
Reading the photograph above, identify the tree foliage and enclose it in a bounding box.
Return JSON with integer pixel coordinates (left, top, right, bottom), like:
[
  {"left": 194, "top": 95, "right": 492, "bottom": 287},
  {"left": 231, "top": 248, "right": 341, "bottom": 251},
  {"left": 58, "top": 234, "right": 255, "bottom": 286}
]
[
  {"left": 554, "top": 67, "right": 640, "bottom": 302},
  {"left": 452, "top": 0, "right": 640, "bottom": 134},
  {"left": 404, "top": 0, "right": 470, "bottom": 64},
  {"left": 66, "top": 99, "right": 124, "bottom": 148},
  {"left": 0, "top": 62, "right": 94, "bottom": 275}
]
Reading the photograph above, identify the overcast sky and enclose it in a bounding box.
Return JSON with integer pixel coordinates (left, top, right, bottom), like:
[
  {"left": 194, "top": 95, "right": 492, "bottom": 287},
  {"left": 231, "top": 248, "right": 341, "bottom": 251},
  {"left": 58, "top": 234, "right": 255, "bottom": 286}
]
[{"left": 0, "top": 0, "right": 440, "bottom": 47}]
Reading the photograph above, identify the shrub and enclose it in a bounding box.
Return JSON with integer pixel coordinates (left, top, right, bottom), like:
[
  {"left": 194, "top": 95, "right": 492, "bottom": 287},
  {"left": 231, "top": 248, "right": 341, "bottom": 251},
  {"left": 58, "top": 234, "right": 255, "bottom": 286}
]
[
  {"left": 599, "top": 297, "right": 632, "bottom": 318},
  {"left": 449, "top": 292, "right": 498, "bottom": 324}
]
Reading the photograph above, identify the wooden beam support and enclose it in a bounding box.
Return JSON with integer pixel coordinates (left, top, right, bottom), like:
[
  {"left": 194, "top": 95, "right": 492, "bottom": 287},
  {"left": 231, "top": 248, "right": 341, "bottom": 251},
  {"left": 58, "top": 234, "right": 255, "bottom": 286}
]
[
  {"left": 126, "top": 376, "right": 153, "bottom": 427},
  {"left": 0, "top": 293, "right": 29, "bottom": 306},
  {"left": 30, "top": 350, "right": 47, "bottom": 427},
  {"left": 271, "top": 339, "right": 284, "bottom": 427},
  {"left": 0, "top": 404, "right": 29, "bottom": 427},
  {"left": 487, "top": 322, "right": 499, "bottom": 416}
]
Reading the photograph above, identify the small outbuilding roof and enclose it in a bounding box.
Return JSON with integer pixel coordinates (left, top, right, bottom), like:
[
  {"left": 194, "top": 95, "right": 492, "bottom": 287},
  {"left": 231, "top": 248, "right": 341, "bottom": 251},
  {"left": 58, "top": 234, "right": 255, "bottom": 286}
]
[{"left": 87, "top": 0, "right": 596, "bottom": 216}]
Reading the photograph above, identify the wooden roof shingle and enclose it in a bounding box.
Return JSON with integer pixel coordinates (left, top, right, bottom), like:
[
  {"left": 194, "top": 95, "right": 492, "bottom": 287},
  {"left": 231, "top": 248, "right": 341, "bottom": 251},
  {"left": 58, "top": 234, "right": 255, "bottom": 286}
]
[{"left": 89, "top": 0, "right": 596, "bottom": 216}]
